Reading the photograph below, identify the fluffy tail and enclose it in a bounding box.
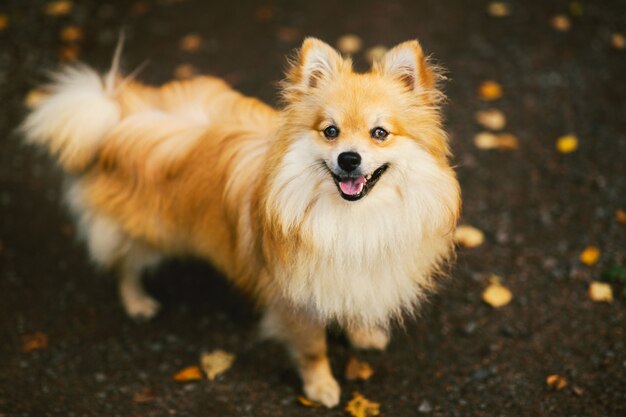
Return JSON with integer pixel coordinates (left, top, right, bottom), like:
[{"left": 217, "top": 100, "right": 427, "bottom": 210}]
[{"left": 20, "top": 41, "right": 126, "bottom": 173}]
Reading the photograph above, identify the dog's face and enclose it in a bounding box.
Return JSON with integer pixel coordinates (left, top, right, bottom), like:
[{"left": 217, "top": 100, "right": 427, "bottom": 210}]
[{"left": 276, "top": 38, "right": 451, "bottom": 205}]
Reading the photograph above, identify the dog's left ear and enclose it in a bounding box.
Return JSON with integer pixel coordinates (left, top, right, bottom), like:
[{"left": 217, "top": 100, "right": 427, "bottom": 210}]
[
  {"left": 378, "top": 40, "right": 436, "bottom": 91},
  {"left": 288, "top": 37, "right": 345, "bottom": 89}
]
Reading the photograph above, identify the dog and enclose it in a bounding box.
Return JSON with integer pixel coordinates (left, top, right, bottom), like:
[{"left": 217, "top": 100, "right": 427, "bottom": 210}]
[{"left": 21, "top": 37, "right": 460, "bottom": 407}]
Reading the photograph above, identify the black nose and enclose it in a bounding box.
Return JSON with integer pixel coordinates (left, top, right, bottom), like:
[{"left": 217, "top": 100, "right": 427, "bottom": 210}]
[{"left": 337, "top": 152, "right": 361, "bottom": 172}]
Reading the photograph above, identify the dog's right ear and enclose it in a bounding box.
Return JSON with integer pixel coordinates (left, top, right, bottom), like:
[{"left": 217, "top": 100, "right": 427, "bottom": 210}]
[{"left": 288, "top": 38, "right": 345, "bottom": 88}]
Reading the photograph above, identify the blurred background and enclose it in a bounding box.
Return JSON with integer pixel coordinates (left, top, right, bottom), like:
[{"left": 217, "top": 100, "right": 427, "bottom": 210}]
[{"left": 0, "top": 1, "right": 625, "bottom": 416}]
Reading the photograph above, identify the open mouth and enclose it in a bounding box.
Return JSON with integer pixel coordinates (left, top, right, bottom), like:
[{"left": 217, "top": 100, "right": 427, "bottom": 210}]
[{"left": 329, "top": 164, "right": 389, "bottom": 201}]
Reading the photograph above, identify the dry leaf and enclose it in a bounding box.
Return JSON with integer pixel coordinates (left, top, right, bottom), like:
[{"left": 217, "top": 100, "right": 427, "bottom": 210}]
[
  {"left": 172, "top": 366, "right": 203, "bottom": 382},
  {"left": 0, "top": 14, "right": 8, "bottom": 31},
  {"left": 580, "top": 246, "right": 600, "bottom": 266},
  {"left": 589, "top": 281, "right": 613, "bottom": 303},
  {"left": 25, "top": 89, "right": 50, "bottom": 109},
  {"left": 556, "top": 134, "right": 578, "bottom": 153},
  {"left": 487, "top": 2, "right": 510, "bottom": 17},
  {"left": 496, "top": 133, "right": 519, "bottom": 149},
  {"left": 179, "top": 34, "right": 202, "bottom": 52},
  {"left": 615, "top": 209, "right": 626, "bottom": 225},
  {"left": 551, "top": 15, "right": 571, "bottom": 31},
  {"left": 60, "top": 25, "right": 83, "bottom": 42},
  {"left": 277, "top": 27, "right": 300, "bottom": 43},
  {"left": 482, "top": 278, "right": 512, "bottom": 308},
  {"left": 59, "top": 45, "right": 79, "bottom": 61},
  {"left": 45, "top": 1, "right": 73, "bottom": 16},
  {"left": 366, "top": 46, "right": 388, "bottom": 64},
  {"left": 297, "top": 396, "right": 322, "bottom": 407},
  {"left": 173, "top": 64, "right": 197, "bottom": 80},
  {"left": 345, "top": 357, "right": 374, "bottom": 381},
  {"left": 22, "top": 332, "right": 49, "bottom": 352},
  {"left": 454, "top": 225, "right": 485, "bottom": 248},
  {"left": 133, "top": 387, "right": 155, "bottom": 403},
  {"left": 345, "top": 392, "right": 380, "bottom": 417},
  {"left": 478, "top": 81, "right": 503, "bottom": 101},
  {"left": 474, "top": 132, "right": 499, "bottom": 149},
  {"left": 201, "top": 349, "right": 235, "bottom": 380},
  {"left": 130, "top": 1, "right": 151, "bottom": 16},
  {"left": 572, "top": 386, "right": 585, "bottom": 396},
  {"left": 546, "top": 374, "right": 568, "bottom": 390},
  {"left": 475, "top": 109, "right": 506, "bottom": 130},
  {"left": 611, "top": 33, "right": 625, "bottom": 50},
  {"left": 255, "top": 6, "right": 274, "bottom": 22},
  {"left": 337, "top": 34, "right": 362, "bottom": 54}
]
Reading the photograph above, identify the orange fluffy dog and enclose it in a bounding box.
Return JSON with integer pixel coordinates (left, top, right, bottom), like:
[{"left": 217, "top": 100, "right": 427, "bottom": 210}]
[{"left": 22, "top": 38, "right": 460, "bottom": 407}]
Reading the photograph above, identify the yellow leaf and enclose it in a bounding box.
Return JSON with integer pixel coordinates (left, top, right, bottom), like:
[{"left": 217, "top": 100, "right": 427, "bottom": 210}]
[
  {"left": 482, "top": 280, "right": 512, "bottom": 308},
  {"left": 200, "top": 349, "right": 235, "bottom": 380},
  {"left": 22, "top": 332, "right": 49, "bottom": 352},
  {"left": 496, "top": 133, "right": 519, "bottom": 149},
  {"left": 59, "top": 45, "right": 79, "bottom": 61},
  {"left": 173, "top": 64, "right": 197, "bottom": 80},
  {"left": 454, "top": 225, "right": 485, "bottom": 248},
  {"left": 297, "top": 396, "right": 322, "bottom": 407},
  {"left": 60, "top": 25, "right": 83, "bottom": 42},
  {"left": 0, "top": 14, "right": 8, "bottom": 31},
  {"left": 556, "top": 134, "right": 578, "bottom": 153},
  {"left": 365, "top": 45, "right": 388, "bottom": 64},
  {"left": 179, "top": 34, "right": 202, "bottom": 52},
  {"left": 487, "top": 2, "right": 510, "bottom": 17},
  {"left": 615, "top": 209, "right": 626, "bottom": 225},
  {"left": 337, "top": 34, "right": 362, "bottom": 54},
  {"left": 551, "top": 15, "right": 571, "bottom": 31},
  {"left": 611, "top": 33, "right": 625, "bottom": 50},
  {"left": 474, "top": 132, "right": 499, "bottom": 149},
  {"left": 579, "top": 246, "right": 600, "bottom": 266},
  {"left": 345, "top": 392, "right": 380, "bottom": 417},
  {"left": 546, "top": 374, "right": 568, "bottom": 390},
  {"left": 478, "top": 81, "right": 503, "bottom": 101},
  {"left": 345, "top": 357, "right": 374, "bottom": 381},
  {"left": 475, "top": 109, "right": 506, "bottom": 130},
  {"left": 172, "top": 366, "right": 203, "bottom": 382},
  {"left": 45, "top": 1, "right": 73, "bottom": 16},
  {"left": 589, "top": 282, "right": 613, "bottom": 303}
]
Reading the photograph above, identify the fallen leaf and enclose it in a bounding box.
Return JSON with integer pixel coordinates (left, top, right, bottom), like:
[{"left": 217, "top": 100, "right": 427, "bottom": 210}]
[
  {"left": 255, "top": 6, "right": 274, "bottom": 22},
  {"left": 277, "top": 26, "right": 300, "bottom": 43},
  {"left": 580, "top": 246, "right": 600, "bottom": 266},
  {"left": 569, "top": 1, "right": 583, "bottom": 16},
  {"left": 487, "top": 2, "right": 510, "bottom": 17},
  {"left": 454, "top": 225, "right": 485, "bottom": 248},
  {"left": 179, "top": 34, "right": 202, "bottom": 52},
  {"left": 130, "top": 1, "right": 151, "bottom": 16},
  {"left": 551, "top": 15, "right": 571, "bottom": 31},
  {"left": 297, "top": 396, "right": 322, "bottom": 407},
  {"left": 478, "top": 81, "right": 503, "bottom": 101},
  {"left": 45, "top": 1, "right": 73, "bottom": 16},
  {"left": 496, "top": 133, "right": 519, "bottom": 149},
  {"left": 0, "top": 14, "right": 8, "bottom": 31},
  {"left": 172, "top": 366, "right": 203, "bottom": 382},
  {"left": 337, "top": 34, "right": 362, "bottom": 54},
  {"left": 22, "top": 332, "right": 49, "bottom": 352},
  {"left": 25, "top": 88, "right": 50, "bottom": 109},
  {"left": 133, "top": 387, "right": 155, "bottom": 403},
  {"left": 475, "top": 109, "right": 506, "bottom": 130},
  {"left": 365, "top": 45, "right": 388, "bottom": 64},
  {"left": 546, "top": 374, "right": 568, "bottom": 390},
  {"left": 611, "top": 33, "right": 625, "bottom": 50},
  {"left": 59, "top": 45, "right": 79, "bottom": 61},
  {"left": 616, "top": 209, "right": 626, "bottom": 225},
  {"left": 556, "top": 134, "right": 578, "bottom": 153},
  {"left": 173, "top": 64, "right": 197, "bottom": 80},
  {"left": 588, "top": 281, "right": 613, "bottom": 303},
  {"left": 200, "top": 349, "right": 235, "bottom": 380},
  {"left": 572, "top": 386, "right": 585, "bottom": 396},
  {"left": 345, "top": 392, "right": 380, "bottom": 417},
  {"left": 482, "top": 278, "right": 512, "bottom": 308},
  {"left": 474, "top": 132, "right": 499, "bottom": 149},
  {"left": 60, "top": 25, "right": 83, "bottom": 42},
  {"left": 345, "top": 357, "right": 374, "bottom": 381}
]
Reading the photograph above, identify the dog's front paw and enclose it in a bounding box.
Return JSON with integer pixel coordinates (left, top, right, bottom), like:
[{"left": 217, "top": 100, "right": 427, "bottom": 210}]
[
  {"left": 304, "top": 375, "right": 341, "bottom": 408},
  {"left": 347, "top": 326, "right": 389, "bottom": 351},
  {"left": 123, "top": 294, "right": 161, "bottom": 322}
]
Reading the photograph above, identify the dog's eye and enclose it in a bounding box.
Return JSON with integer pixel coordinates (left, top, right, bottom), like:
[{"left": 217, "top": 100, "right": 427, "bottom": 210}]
[
  {"left": 323, "top": 125, "right": 340, "bottom": 140},
  {"left": 371, "top": 127, "right": 389, "bottom": 141}
]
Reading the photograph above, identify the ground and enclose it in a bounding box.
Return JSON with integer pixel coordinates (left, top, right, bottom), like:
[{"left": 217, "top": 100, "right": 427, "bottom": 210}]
[{"left": 0, "top": 1, "right": 625, "bottom": 416}]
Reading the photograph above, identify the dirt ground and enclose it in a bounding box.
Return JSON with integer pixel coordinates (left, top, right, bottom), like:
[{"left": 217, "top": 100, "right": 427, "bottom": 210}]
[{"left": 1, "top": 1, "right": 625, "bottom": 416}]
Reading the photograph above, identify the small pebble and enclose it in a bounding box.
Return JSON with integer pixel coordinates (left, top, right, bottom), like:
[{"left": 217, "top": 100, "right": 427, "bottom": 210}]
[{"left": 418, "top": 400, "right": 433, "bottom": 413}]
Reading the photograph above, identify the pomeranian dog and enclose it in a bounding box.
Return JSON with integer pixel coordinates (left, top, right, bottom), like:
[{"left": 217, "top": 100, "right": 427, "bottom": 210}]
[{"left": 22, "top": 38, "right": 460, "bottom": 407}]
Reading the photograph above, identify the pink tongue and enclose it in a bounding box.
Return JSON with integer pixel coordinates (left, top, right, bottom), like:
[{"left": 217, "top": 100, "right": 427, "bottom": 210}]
[{"left": 339, "top": 176, "right": 366, "bottom": 196}]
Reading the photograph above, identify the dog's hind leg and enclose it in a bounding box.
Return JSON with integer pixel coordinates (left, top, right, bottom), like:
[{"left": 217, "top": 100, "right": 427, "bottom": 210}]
[{"left": 117, "top": 243, "right": 162, "bottom": 321}]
